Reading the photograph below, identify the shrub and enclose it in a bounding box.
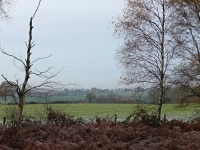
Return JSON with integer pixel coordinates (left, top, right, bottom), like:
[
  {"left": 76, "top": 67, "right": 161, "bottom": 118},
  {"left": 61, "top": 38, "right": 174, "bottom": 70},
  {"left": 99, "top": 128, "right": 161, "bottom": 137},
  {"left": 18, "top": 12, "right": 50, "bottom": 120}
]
[
  {"left": 47, "top": 107, "right": 85, "bottom": 127},
  {"left": 124, "top": 105, "right": 160, "bottom": 127},
  {"left": 3, "top": 105, "right": 18, "bottom": 126}
]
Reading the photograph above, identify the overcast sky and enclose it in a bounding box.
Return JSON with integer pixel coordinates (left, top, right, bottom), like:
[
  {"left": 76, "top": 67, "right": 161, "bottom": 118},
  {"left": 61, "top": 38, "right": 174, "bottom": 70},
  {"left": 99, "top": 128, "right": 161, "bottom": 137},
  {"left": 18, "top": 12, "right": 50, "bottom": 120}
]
[{"left": 0, "top": 0, "right": 125, "bottom": 89}]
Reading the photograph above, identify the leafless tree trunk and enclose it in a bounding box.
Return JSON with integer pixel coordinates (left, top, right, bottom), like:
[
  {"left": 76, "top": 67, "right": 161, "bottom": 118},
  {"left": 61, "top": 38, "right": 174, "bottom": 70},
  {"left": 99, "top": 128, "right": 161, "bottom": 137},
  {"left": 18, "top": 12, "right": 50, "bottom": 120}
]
[
  {"left": 113, "top": 0, "right": 178, "bottom": 120},
  {"left": 0, "top": 0, "right": 62, "bottom": 136}
]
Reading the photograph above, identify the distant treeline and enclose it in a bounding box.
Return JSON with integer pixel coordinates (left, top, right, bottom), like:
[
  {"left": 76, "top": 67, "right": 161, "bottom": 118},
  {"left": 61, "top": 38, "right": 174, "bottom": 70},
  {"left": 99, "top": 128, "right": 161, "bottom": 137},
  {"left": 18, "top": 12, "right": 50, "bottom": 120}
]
[{"left": 2, "top": 86, "right": 200, "bottom": 105}]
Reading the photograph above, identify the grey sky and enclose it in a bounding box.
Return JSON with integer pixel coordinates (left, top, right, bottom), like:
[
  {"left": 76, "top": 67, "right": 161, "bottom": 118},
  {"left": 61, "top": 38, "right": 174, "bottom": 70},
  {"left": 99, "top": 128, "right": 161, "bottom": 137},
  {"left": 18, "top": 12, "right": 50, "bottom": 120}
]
[{"left": 0, "top": 0, "right": 125, "bottom": 89}]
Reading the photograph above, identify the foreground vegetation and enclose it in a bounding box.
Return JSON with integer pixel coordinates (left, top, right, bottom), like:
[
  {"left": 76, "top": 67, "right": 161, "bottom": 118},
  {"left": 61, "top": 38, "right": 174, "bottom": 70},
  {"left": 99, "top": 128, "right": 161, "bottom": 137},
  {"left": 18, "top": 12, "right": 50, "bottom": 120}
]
[{"left": 1, "top": 105, "right": 200, "bottom": 149}]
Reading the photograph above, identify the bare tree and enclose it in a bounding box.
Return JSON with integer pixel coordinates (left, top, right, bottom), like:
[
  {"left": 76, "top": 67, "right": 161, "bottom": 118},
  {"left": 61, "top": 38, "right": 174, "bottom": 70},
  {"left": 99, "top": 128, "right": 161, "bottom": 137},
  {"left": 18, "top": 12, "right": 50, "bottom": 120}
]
[
  {"left": 113, "top": 0, "right": 178, "bottom": 119},
  {"left": 0, "top": 0, "right": 16, "bottom": 21},
  {"left": 171, "top": 0, "right": 200, "bottom": 98},
  {"left": 0, "top": 0, "right": 62, "bottom": 136},
  {"left": 0, "top": 81, "right": 16, "bottom": 104}
]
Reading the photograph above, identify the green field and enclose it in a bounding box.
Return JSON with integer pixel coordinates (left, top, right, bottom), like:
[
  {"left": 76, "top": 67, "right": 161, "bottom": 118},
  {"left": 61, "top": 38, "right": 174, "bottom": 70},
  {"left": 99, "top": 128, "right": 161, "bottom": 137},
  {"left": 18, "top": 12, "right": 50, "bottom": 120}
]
[{"left": 1, "top": 103, "right": 200, "bottom": 122}]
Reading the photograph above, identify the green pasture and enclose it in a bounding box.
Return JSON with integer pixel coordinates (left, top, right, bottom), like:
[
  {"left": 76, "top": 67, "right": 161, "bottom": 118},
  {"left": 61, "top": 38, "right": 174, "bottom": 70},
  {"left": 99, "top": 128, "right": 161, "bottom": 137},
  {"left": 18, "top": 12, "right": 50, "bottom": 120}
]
[{"left": 1, "top": 103, "right": 200, "bottom": 121}]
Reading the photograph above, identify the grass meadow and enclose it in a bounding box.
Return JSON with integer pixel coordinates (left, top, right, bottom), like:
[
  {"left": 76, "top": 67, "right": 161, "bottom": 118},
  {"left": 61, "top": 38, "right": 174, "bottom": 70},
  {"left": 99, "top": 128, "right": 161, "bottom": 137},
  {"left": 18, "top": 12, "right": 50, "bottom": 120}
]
[{"left": 1, "top": 103, "right": 200, "bottom": 122}]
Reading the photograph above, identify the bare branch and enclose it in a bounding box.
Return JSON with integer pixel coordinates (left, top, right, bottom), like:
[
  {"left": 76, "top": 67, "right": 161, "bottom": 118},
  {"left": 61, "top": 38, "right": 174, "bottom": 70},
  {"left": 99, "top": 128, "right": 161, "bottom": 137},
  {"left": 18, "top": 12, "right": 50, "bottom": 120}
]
[
  {"left": 31, "top": 67, "right": 54, "bottom": 77},
  {"left": 0, "top": 0, "right": 16, "bottom": 21},
  {"left": 0, "top": 49, "right": 26, "bottom": 67},
  {"left": 31, "top": 54, "right": 52, "bottom": 64},
  {"left": 25, "top": 67, "right": 65, "bottom": 94},
  {"left": 2, "top": 75, "right": 16, "bottom": 87},
  {"left": 13, "top": 59, "right": 24, "bottom": 72},
  {"left": 32, "top": 0, "right": 41, "bottom": 19}
]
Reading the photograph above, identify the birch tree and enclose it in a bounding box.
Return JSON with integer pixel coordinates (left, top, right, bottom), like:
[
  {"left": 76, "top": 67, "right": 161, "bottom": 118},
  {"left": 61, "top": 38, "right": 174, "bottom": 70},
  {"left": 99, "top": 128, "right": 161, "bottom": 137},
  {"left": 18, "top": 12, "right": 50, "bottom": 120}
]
[
  {"left": 113, "top": 0, "right": 178, "bottom": 119},
  {"left": 171, "top": 0, "right": 200, "bottom": 98}
]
